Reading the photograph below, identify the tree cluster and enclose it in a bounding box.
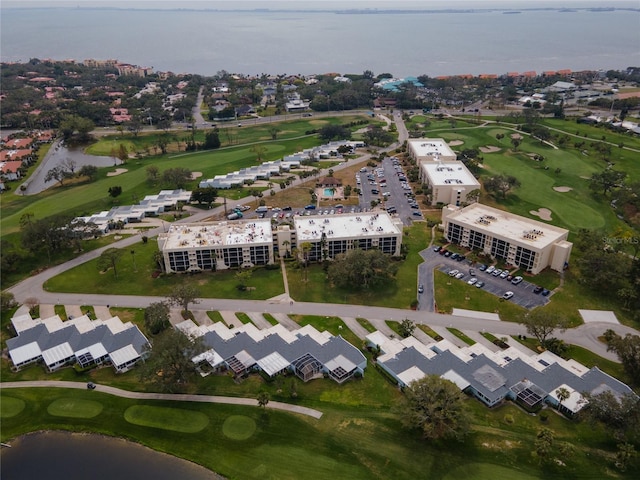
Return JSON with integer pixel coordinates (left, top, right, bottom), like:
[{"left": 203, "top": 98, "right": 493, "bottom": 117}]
[
  {"left": 483, "top": 174, "right": 520, "bottom": 199},
  {"left": 327, "top": 248, "right": 398, "bottom": 290}
]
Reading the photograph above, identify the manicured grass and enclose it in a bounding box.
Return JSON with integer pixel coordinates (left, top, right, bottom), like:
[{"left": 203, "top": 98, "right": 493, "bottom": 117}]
[
  {"left": 447, "top": 327, "right": 476, "bottom": 345},
  {"left": 417, "top": 324, "right": 442, "bottom": 340},
  {"left": 2, "top": 384, "right": 634, "bottom": 480},
  {"left": 262, "top": 313, "right": 279, "bottom": 326},
  {"left": 47, "top": 398, "right": 103, "bottom": 418},
  {"left": 44, "top": 242, "right": 284, "bottom": 300},
  {"left": 0, "top": 396, "right": 25, "bottom": 418},
  {"left": 207, "top": 311, "right": 225, "bottom": 323},
  {"left": 434, "top": 271, "right": 527, "bottom": 320},
  {"left": 124, "top": 405, "right": 209, "bottom": 433},
  {"left": 222, "top": 415, "right": 257, "bottom": 440},
  {"left": 356, "top": 317, "right": 377, "bottom": 333},
  {"left": 288, "top": 222, "right": 430, "bottom": 308},
  {"left": 235, "top": 312, "right": 252, "bottom": 324}
]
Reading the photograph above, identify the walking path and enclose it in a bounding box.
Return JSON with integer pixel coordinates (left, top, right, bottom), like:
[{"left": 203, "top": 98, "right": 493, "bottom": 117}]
[{"left": 1, "top": 381, "right": 323, "bottom": 419}]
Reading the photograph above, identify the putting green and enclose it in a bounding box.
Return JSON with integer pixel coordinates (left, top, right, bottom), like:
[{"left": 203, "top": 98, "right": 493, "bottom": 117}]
[
  {"left": 124, "top": 405, "right": 209, "bottom": 433},
  {"left": 443, "top": 462, "right": 540, "bottom": 480},
  {"left": 0, "top": 396, "right": 26, "bottom": 418},
  {"left": 47, "top": 398, "right": 103, "bottom": 418},
  {"left": 222, "top": 415, "right": 257, "bottom": 440}
]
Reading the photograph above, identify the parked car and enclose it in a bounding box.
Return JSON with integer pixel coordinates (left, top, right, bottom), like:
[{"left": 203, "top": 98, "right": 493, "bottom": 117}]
[
  {"left": 485, "top": 266, "right": 495, "bottom": 274},
  {"left": 456, "top": 255, "right": 465, "bottom": 262},
  {"left": 475, "top": 281, "right": 485, "bottom": 288},
  {"left": 492, "top": 269, "right": 503, "bottom": 277},
  {"left": 533, "top": 285, "right": 544, "bottom": 294},
  {"left": 412, "top": 211, "right": 422, "bottom": 217},
  {"left": 444, "top": 251, "right": 452, "bottom": 257},
  {"left": 469, "top": 268, "right": 476, "bottom": 276},
  {"left": 502, "top": 291, "right": 514, "bottom": 300},
  {"left": 433, "top": 246, "right": 442, "bottom": 253},
  {"left": 478, "top": 264, "right": 487, "bottom": 271},
  {"left": 448, "top": 269, "right": 459, "bottom": 277},
  {"left": 467, "top": 277, "right": 477, "bottom": 285},
  {"left": 439, "top": 249, "right": 447, "bottom": 255},
  {"left": 450, "top": 253, "right": 459, "bottom": 260},
  {"left": 499, "top": 271, "right": 509, "bottom": 279},
  {"left": 511, "top": 276, "right": 523, "bottom": 285},
  {"left": 541, "top": 289, "right": 551, "bottom": 296},
  {"left": 418, "top": 284, "right": 424, "bottom": 294},
  {"left": 455, "top": 272, "right": 465, "bottom": 279}
]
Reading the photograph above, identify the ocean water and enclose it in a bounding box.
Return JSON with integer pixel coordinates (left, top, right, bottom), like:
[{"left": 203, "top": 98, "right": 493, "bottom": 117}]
[{"left": 1, "top": 1, "right": 639, "bottom": 77}]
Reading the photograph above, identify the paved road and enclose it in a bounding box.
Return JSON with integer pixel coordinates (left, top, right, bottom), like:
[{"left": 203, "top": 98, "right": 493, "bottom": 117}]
[
  {"left": 1, "top": 381, "right": 323, "bottom": 419},
  {"left": 6, "top": 111, "right": 638, "bottom": 364}
]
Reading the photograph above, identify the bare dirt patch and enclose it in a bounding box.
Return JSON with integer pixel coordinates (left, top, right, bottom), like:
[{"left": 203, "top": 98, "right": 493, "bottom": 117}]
[
  {"left": 530, "top": 208, "right": 552, "bottom": 221},
  {"left": 510, "top": 133, "right": 523, "bottom": 140},
  {"left": 107, "top": 168, "right": 128, "bottom": 177},
  {"left": 191, "top": 171, "right": 203, "bottom": 179},
  {"left": 553, "top": 186, "right": 572, "bottom": 192},
  {"left": 479, "top": 145, "right": 501, "bottom": 153},
  {"left": 448, "top": 140, "right": 464, "bottom": 146}
]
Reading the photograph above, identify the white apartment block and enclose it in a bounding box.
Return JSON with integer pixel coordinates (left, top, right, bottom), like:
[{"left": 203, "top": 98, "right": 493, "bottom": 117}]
[
  {"left": 441, "top": 203, "right": 572, "bottom": 274},
  {"left": 158, "top": 212, "right": 404, "bottom": 273},
  {"left": 420, "top": 161, "right": 480, "bottom": 206},
  {"left": 407, "top": 138, "right": 457, "bottom": 163}
]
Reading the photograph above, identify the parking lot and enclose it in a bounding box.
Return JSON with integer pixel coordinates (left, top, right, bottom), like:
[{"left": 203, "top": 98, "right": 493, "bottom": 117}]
[
  {"left": 357, "top": 156, "right": 421, "bottom": 226},
  {"left": 421, "top": 248, "right": 551, "bottom": 309}
]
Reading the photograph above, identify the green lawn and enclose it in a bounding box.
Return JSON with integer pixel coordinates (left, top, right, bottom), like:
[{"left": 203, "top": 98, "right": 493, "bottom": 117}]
[{"left": 288, "top": 222, "right": 430, "bottom": 307}]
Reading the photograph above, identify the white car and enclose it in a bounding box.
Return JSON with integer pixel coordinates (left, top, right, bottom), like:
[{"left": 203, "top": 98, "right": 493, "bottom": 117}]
[
  {"left": 486, "top": 266, "right": 495, "bottom": 274},
  {"left": 455, "top": 272, "right": 465, "bottom": 279},
  {"left": 448, "top": 269, "right": 459, "bottom": 277},
  {"left": 511, "top": 276, "right": 523, "bottom": 285},
  {"left": 502, "top": 291, "right": 514, "bottom": 300},
  {"left": 499, "top": 271, "right": 509, "bottom": 279},
  {"left": 467, "top": 277, "right": 477, "bottom": 285}
]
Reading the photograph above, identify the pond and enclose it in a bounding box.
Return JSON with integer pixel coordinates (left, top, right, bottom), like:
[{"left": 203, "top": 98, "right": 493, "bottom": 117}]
[{"left": 0, "top": 431, "right": 223, "bottom": 480}]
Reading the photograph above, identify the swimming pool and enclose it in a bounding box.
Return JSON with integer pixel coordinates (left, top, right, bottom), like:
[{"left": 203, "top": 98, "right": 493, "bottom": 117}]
[{"left": 323, "top": 188, "right": 334, "bottom": 197}]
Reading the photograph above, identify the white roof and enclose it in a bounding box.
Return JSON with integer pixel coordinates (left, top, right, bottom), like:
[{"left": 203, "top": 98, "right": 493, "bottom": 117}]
[
  {"left": 294, "top": 212, "right": 401, "bottom": 242},
  {"left": 11, "top": 313, "right": 39, "bottom": 335},
  {"left": 266, "top": 323, "right": 298, "bottom": 344},
  {"left": 398, "top": 365, "right": 426, "bottom": 386},
  {"left": 163, "top": 220, "right": 273, "bottom": 250},
  {"left": 548, "top": 384, "right": 586, "bottom": 413},
  {"left": 75, "top": 343, "right": 109, "bottom": 360},
  {"left": 257, "top": 351, "right": 290, "bottom": 376},
  {"left": 9, "top": 341, "right": 41, "bottom": 365},
  {"left": 109, "top": 344, "right": 140, "bottom": 367},
  {"left": 234, "top": 350, "right": 256, "bottom": 368},
  {"left": 42, "top": 342, "right": 74, "bottom": 366},
  {"left": 366, "top": 331, "right": 389, "bottom": 349},
  {"left": 325, "top": 354, "right": 356, "bottom": 373},
  {"left": 444, "top": 203, "right": 569, "bottom": 249},
  {"left": 422, "top": 161, "right": 480, "bottom": 188},
  {"left": 193, "top": 348, "right": 224, "bottom": 367},
  {"left": 296, "top": 324, "right": 331, "bottom": 345},
  {"left": 408, "top": 138, "right": 456, "bottom": 160},
  {"left": 441, "top": 369, "right": 471, "bottom": 390}
]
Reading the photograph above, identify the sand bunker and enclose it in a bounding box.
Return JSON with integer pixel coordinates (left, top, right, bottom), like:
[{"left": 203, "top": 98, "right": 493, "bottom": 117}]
[
  {"left": 107, "top": 168, "right": 128, "bottom": 177},
  {"left": 191, "top": 171, "right": 203, "bottom": 179},
  {"left": 530, "top": 208, "right": 552, "bottom": 221},
  {"left": 448, "top": 140, "right": 464, "bottom": 146},
  {"left": 479, "top": 145, "right": 501, "bottom": 153},
  {"left": 510, "top": 133, "right": 523, "bottom": 140},
  {"left": 553, "top": 186, "right": 572, "bottom": 192}
]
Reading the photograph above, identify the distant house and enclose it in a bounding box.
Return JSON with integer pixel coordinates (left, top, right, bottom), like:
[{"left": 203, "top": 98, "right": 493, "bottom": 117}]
[
  {"left": 368, "top": 331, "right": 636, "bottom": 415},
  {"left": 7, "top": 312, "right": 150, "bottom": 373},
  {"left": 317, "top": 176, "right": 342, "bottom": 188},
  {"left": 177, "top": 320, "right": 367, "bottom": 384},
  {"left": 0, "top": 160, "right": 24, "bottom": 181}
]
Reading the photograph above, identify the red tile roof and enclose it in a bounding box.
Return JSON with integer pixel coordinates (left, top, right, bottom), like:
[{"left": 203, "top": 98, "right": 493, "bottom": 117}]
[{"left": 0, "top": 160, "right": 23, "bottom": 174}]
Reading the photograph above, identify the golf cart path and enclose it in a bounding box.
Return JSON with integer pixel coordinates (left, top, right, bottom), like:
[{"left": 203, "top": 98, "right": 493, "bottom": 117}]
[{"left": 1, "top": 381, "right": 323, "bottom": 419}]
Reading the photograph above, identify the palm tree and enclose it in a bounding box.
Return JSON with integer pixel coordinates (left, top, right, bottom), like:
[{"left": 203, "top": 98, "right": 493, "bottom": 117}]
[
  {"left": 257, "top": 390, "right": 270, "bottom": 409},
  {"left": 300, "top": 242, "right": 312, "bottom": 282},
  {"left": 282, "top": 240, "right": 291, "bottom": 258},
  {"left": 555, "top": 386, "right": 571, "bottom": 412}
]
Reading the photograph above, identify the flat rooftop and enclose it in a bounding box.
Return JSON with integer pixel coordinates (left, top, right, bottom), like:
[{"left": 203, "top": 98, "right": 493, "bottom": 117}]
[
  {"left": 446, "top": 203, "right": 568, "bottom": 248},
  {"left": 294, "top": 212, "right": 401, "bottom": 242},
  {"left": 423, "top": 161, "right": 480, "bottom": 187},
  {"left": 408, "top": 138, "right": 456, "bottom": 159},
  {"left": 163, "top": 220, "right": 273, "bottom": 250}
]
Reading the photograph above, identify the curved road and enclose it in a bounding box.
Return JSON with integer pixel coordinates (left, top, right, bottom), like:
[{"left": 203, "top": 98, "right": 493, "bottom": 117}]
[
  {"left": 1, "top": 381, "right": 323, "bottom": 419},
  {"left": 5, "top": 111, "right": 638, "bottom": 364}
]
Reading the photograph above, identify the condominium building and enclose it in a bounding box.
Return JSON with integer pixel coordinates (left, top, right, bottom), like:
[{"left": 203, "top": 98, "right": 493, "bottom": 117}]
[
  {"left": 158, "top": 212, "right": 404, "bottom": 273},
  {"left": 293, "top": 212, "right": 404, "bottom": 262},
  {"left": 420, "top": 161, "right": 480, "bottom": 206},
  {"left": 441, "top": 203, "right": 572, "bottom": 274},
  {"left": 158, "top": 219, "right": 274, "bottom": 273},
  {"left": 407, "top": 138, "right": 457, "bottom": 163}
]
